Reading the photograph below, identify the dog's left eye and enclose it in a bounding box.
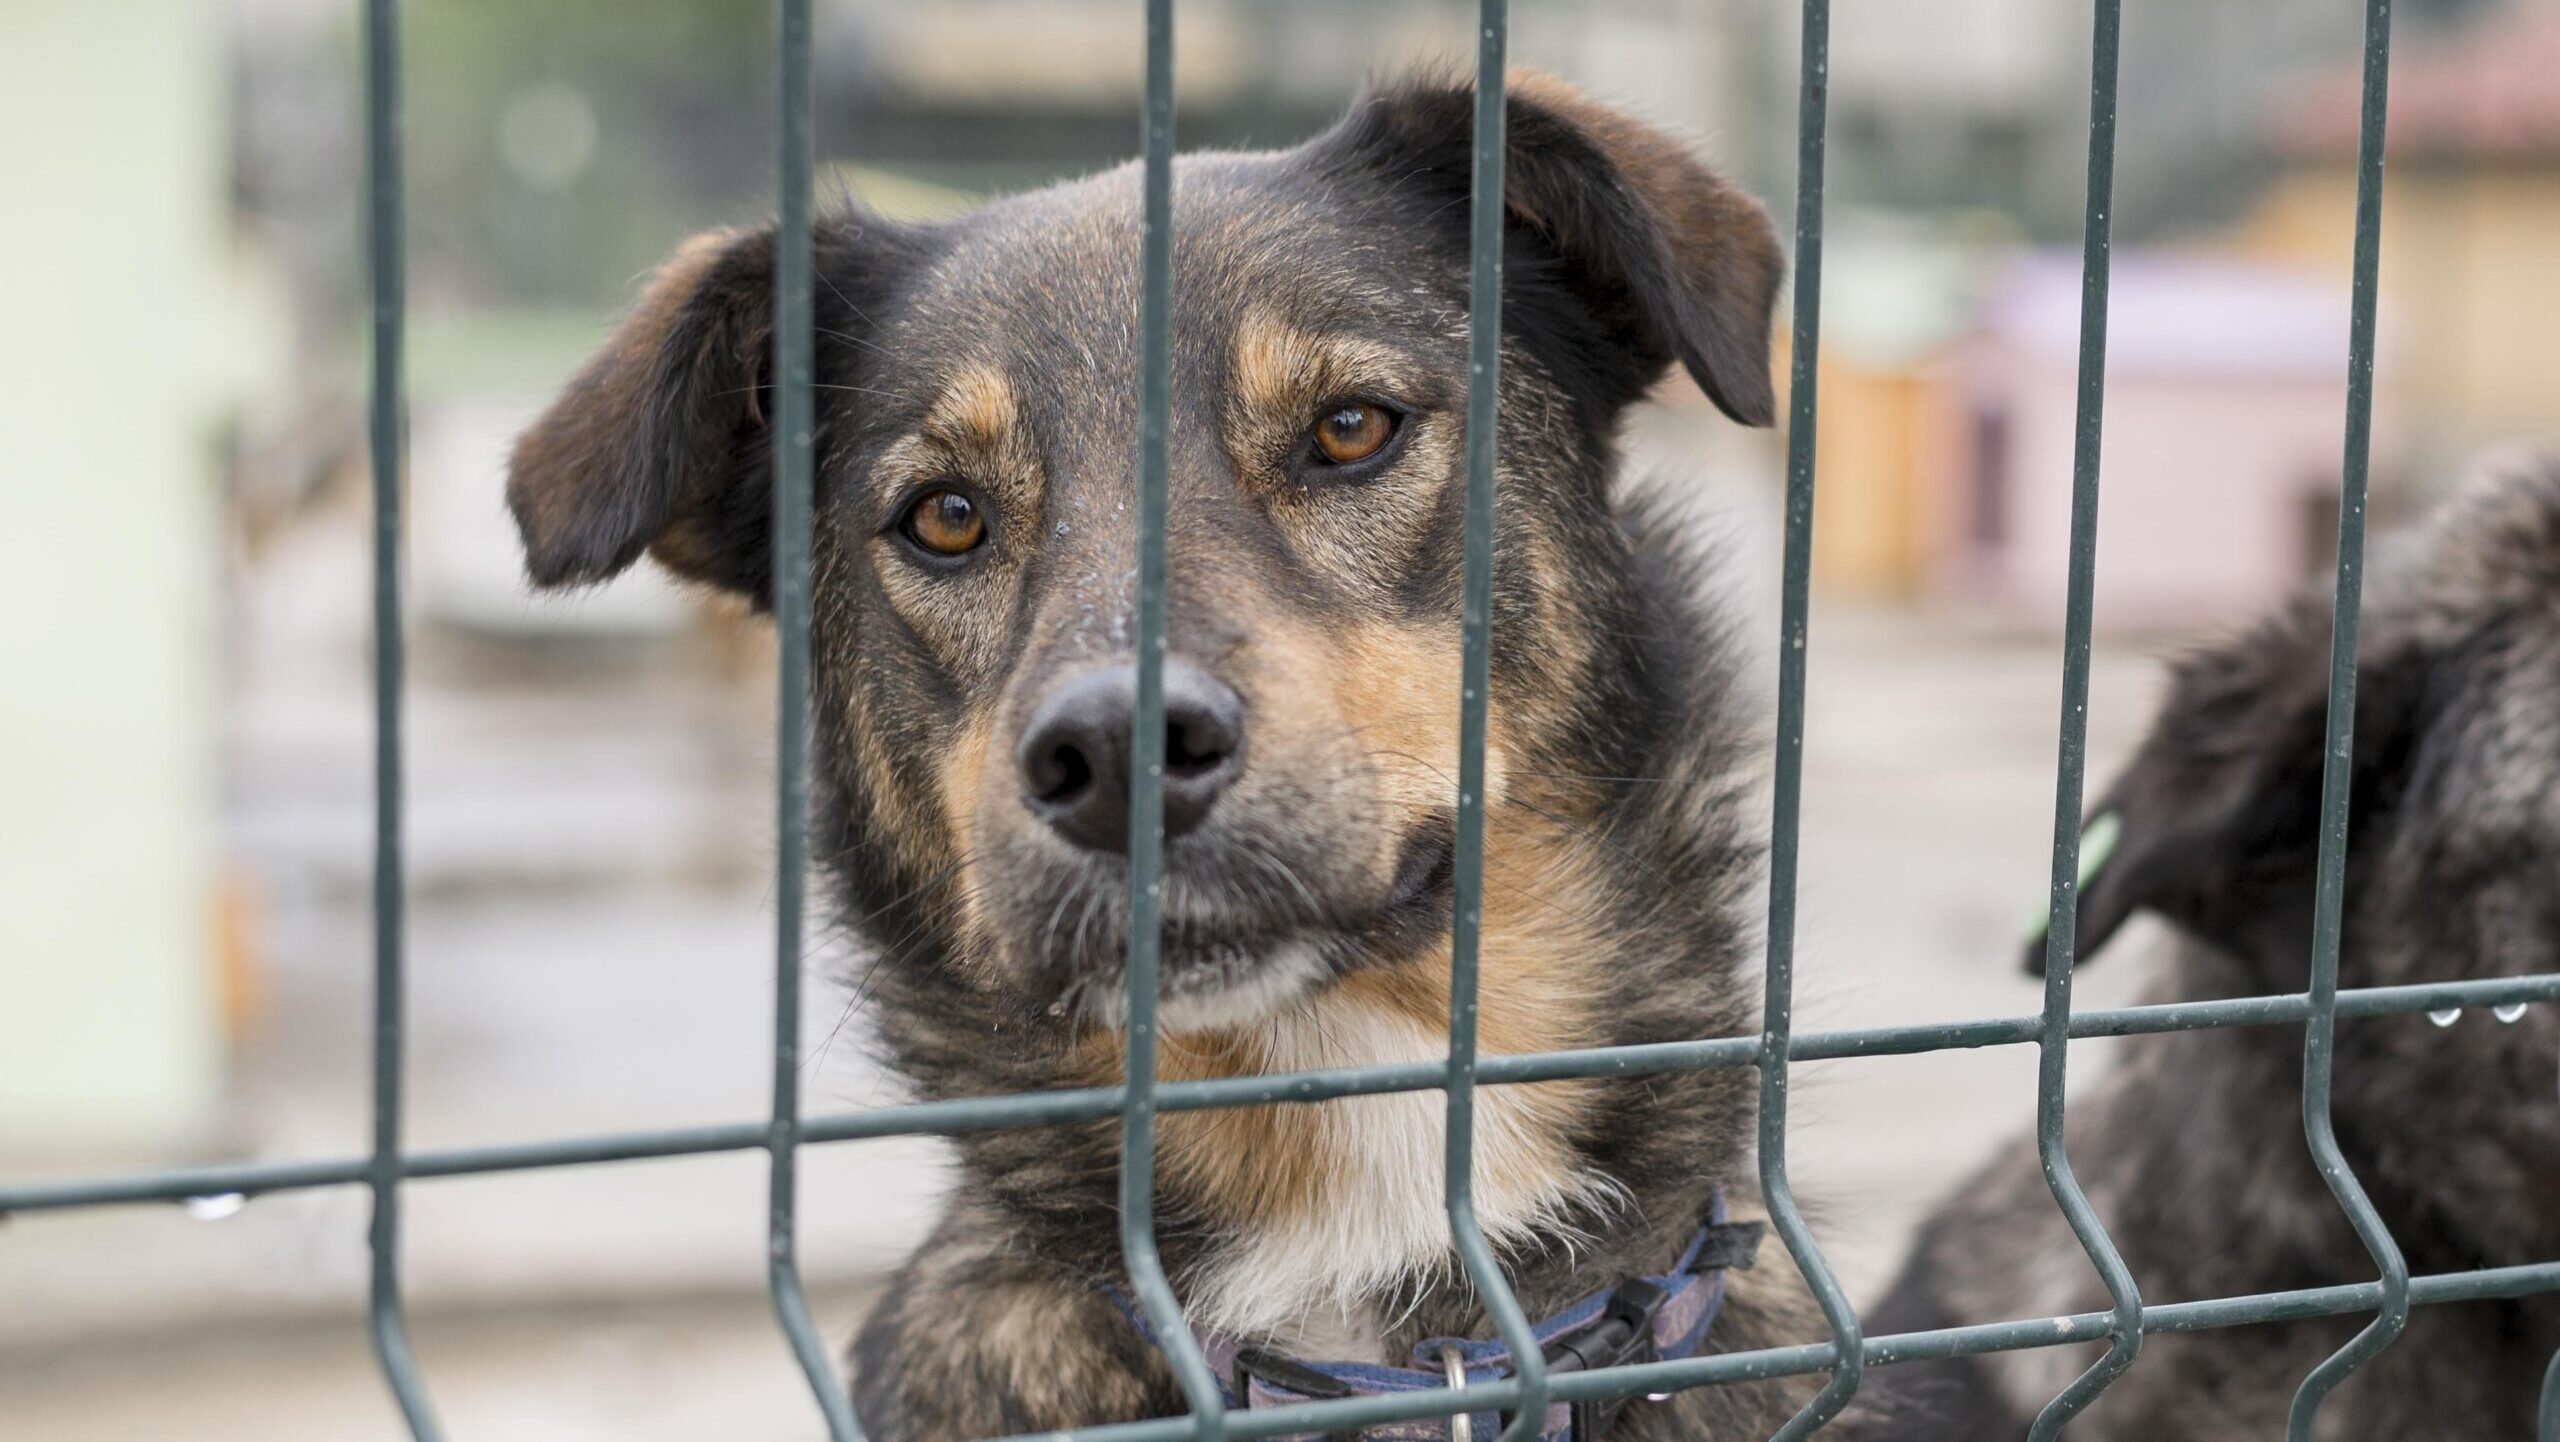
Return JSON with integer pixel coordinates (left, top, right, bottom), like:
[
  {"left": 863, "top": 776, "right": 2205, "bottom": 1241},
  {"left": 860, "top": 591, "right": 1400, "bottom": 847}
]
[{"left": 1309, "top": 403, "right": 1397, "bottom": 466}]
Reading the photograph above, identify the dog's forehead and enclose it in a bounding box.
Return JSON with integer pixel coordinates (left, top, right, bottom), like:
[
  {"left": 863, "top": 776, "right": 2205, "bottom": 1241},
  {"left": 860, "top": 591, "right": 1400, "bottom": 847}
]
[{"left": 889, "top": 153, "right": 1458, "bottom": 372}]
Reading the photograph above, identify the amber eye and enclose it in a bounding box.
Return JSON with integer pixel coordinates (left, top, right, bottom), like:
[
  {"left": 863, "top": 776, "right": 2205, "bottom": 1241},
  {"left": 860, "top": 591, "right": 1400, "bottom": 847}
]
[
  {"left": 901, "top": 489, "right": 986, "bottom": 557},
  {"left": 1311, "top": 403, "right": 1396, "bottom": 466}
]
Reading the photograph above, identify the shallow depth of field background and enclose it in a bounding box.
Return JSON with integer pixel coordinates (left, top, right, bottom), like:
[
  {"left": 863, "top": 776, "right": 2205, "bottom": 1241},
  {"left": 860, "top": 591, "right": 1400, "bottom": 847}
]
[{"left": 5, "top": 1, "right": 2558, "bottom": 1437}]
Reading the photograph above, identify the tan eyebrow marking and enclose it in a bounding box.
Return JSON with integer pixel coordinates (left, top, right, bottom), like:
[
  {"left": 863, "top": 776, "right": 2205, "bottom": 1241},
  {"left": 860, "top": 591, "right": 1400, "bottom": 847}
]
[
  {"left": 1227, "top": 312, "right": 1436, "bottom": 493},
  {"left": 925, "top": 363, "right": 1021, "bottom": 449},
  {"left": 869, "top": 362, "right": 1039, "bottom": 510},
  {"left": 1231, "top": 310, "right": 1417, "bottom": 419}
]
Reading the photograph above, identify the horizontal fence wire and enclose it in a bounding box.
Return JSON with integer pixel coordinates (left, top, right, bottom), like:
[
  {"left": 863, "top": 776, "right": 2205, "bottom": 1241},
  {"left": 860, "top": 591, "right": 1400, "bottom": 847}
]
[
  {"left": 940, "top": 1259, "right": 2560, "bottom": 1442},
  {"left": 4, "top": 0, "right": 2556, "bottom": 1438},
  {"left": 2023, "top": 1, "right": 2143, "bottom": 1435},
  {"left": 4, "top": 975, "right": 2555, "bottom": 1215}
]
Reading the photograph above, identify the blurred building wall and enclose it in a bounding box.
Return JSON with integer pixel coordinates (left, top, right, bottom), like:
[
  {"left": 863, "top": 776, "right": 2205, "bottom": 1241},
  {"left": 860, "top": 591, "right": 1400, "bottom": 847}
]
[
  {"left": 1932, "top": 256, "right": 2364, "bottom": 630},
  {"left": 0, "top": 0, "right": 229, "bottom": 1154},
  {"left": 2250, "top": 169, "right": 2560, "bottom": 456},
  {"left": 2243, "top": 4, "right": 2560, "bottom": 469},
  {"left": 1808, "top": 358, "right": 1951, "bottom": 600}
]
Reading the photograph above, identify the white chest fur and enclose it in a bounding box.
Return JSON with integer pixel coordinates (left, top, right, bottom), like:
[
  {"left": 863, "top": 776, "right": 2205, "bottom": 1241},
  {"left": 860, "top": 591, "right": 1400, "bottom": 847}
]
[{"left": 1176, "top": 1003, "right": 1622, "bottom": 1357}]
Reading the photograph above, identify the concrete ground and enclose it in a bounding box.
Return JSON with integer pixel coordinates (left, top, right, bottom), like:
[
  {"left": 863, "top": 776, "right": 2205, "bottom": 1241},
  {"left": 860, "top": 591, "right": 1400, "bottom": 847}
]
[
  {"left": 1, "top": 1288, "right": 879, "bottom": 1442},
  {"left": 0, "top": 493, "right": 2178, "bottom": 1439}
]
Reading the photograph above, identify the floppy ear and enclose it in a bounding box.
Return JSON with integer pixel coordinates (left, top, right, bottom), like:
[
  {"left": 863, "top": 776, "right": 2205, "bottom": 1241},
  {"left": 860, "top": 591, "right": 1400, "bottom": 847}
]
[
  {"left": 509, "top": 227, "right": 780, "bottom": 595},
  {"left": 2028, "top": 605, "right": 2432, "bottom": 979},
  {"left": 1314, "top": 69, "right": 1784, "bottom": 426},
  {"left": 508, "top": 211, "right": 920, "bottom": 599}
]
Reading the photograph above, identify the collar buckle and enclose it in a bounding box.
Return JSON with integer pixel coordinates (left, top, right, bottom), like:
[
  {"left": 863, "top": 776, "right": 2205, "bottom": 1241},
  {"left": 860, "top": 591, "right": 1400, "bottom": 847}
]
[{"left": 1538, "top": 1275, "right": 1672, "bottom": 1442}]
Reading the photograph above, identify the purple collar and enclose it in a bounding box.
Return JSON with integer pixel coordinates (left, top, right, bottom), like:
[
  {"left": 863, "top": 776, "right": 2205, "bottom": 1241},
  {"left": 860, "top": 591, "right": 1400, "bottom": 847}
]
[{"left": 1110, "top": 1189, "right": 1763, "bottom": 1442}]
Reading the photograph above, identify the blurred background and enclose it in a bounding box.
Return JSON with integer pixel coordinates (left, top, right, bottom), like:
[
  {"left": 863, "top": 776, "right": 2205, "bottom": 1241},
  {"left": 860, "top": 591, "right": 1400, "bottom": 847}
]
[{"left": 4, "top": 0, "right": 2557, "bottom": 1436}]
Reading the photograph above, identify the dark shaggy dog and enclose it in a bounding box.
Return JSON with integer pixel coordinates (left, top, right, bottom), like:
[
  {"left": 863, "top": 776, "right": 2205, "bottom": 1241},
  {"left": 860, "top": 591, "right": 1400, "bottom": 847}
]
[
  {"left": 1870, "top": 456, "right": 2560, "bottom": 1437},
  {"left": 508, "top": 72, "right": 1860, "bottom": 1441}
]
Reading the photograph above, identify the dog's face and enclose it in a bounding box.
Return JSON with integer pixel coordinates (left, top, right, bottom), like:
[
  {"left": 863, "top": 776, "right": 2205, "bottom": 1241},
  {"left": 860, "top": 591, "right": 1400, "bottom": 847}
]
[
  {"left": 2043, "top": 456, "right": 2560, "bottom": 1255},
  {"left": 507, "top": 74, "right": 1779, "bottom": 1032}
]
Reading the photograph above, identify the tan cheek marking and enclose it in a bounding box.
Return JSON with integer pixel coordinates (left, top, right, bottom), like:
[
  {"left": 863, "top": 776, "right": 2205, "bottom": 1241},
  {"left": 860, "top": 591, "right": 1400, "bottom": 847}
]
[
  {"left": 842, "top": 679, "right": 942, "bottom": 885},
  {"left": 1478, "top": 822, "right": 1610, "bottom": 1059},
  {"left": 1318, "top": 857, "right": 1604, "bottom": 1214},
  {"left": 1336, "top": 810, "right": 1607, "bottom": 1062},
  {"left": 934, "top": 707, "right": 1001, "bottom": 977},
  {"left": 1328, "top": 620, "right": 1523, "bottom": 877},
  {"left": 1245, "top": 614, "right": 1539, "bottom": 895}
]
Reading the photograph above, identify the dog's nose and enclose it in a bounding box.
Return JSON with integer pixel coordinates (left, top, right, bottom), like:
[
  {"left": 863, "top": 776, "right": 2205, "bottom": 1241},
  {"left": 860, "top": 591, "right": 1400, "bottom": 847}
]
[{"left": 1017, "top": 663, "right": 1246, "bottom": 853}]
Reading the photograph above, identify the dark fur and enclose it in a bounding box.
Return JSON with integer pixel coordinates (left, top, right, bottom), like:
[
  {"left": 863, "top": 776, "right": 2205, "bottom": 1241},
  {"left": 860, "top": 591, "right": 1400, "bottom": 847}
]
[
  {"left": 1869, "top": 456, "right": 2560, "bottom": 1437},
  {"left": 509, "top": 71, "right": 1864, "bottom": 1440}
]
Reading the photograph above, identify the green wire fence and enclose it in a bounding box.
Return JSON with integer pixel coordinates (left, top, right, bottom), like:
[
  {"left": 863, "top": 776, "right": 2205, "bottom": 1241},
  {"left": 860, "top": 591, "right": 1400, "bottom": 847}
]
[
  {"left": 3, "top": 0, "right": 2559, "bottom": 1439},
  {"left": 2020, "top": 5, "right": 2142, "bottom": 1436}
]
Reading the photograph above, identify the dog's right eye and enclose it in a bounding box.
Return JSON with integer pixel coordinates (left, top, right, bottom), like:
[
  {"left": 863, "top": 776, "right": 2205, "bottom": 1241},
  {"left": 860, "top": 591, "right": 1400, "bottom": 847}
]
[{"left": 900, "top": 489, "right": 988, "bottom": 557}]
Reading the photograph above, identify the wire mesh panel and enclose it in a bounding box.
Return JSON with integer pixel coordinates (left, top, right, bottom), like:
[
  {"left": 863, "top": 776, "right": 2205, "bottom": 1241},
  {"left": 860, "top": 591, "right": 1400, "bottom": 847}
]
[{"left": 3, "top": 1, "right": 2560, "bottom": 1440}]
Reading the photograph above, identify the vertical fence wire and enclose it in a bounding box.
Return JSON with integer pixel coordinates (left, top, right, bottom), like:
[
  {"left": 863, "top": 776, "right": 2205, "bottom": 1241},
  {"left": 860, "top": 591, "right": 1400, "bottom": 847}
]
[
  {"left": 766, "top": 1, "right": 863, "bottom": 1435},
  {"left": 2023, "top": 2, "right": 2145, "bottom": 1435},
  {"left": 362, "top": 0, "right": 440, "bottom": 1435},
  {"left": 2542, "top": 1348, "right": 2560, "bottom": 1442},
  {"left": 2287, "top": 1, "right": 2410, "bottom": 1436},
  {"left": 1445, "top": 14, "right": 1552, "bottom": 1442},
  {"left": 1757, "top": 3, "right": 1863, "bottom": 1436},
  {"left": 1118, "top": 4, "right": 1230, "bottom": 1437}
]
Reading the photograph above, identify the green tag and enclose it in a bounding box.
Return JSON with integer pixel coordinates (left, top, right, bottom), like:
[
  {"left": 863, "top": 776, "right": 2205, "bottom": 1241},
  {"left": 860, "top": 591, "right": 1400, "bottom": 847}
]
[{"left": 2025, "top": 810, "right": 2124, "bottom": 946}]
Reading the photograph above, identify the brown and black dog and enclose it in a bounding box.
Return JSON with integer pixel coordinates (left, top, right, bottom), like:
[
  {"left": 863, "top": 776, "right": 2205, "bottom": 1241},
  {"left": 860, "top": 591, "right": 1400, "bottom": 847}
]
[
  {"left": 1870, "top": 457, "right": 2560, "bottom": 1438},
  {"left": 509, "top": 72, "right": 1858, "bottom": 1441}
]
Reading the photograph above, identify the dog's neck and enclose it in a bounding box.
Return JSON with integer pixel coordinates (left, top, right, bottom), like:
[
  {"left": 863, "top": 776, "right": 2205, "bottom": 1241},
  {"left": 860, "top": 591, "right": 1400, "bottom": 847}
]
[{"left": 1157, "top": 957, "right": 1628, "bottom": 1352}]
